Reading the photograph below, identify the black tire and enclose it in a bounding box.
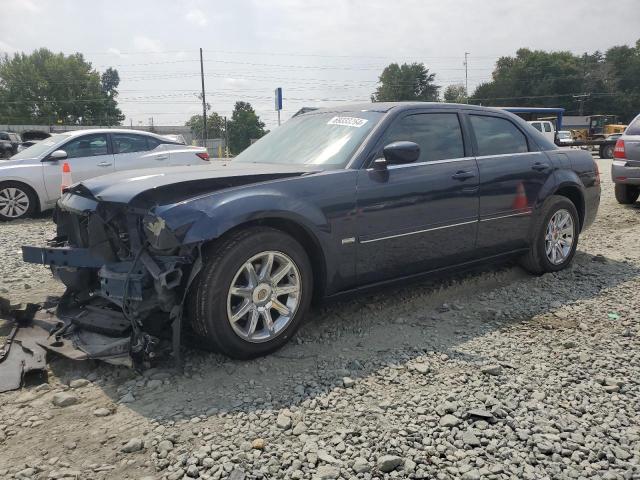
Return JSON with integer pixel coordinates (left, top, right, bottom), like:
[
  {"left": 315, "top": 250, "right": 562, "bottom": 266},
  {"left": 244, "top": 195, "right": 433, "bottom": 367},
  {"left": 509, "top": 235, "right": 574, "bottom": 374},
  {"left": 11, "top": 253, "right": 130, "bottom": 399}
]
[
  {"left": 0, "top": 181, "right": 37, "bottom": 221},
  {"left": 614, "top": 184, "right": 639, "bottom": 205},
  {"left": 602, "top": 144, "right": 614, "bottom": 159},
  {"left": 520, "top": 195, "right": 580, "bottom": 275},
  {"left": 187, "top": 226, "right": 313, "bottom": 359}
]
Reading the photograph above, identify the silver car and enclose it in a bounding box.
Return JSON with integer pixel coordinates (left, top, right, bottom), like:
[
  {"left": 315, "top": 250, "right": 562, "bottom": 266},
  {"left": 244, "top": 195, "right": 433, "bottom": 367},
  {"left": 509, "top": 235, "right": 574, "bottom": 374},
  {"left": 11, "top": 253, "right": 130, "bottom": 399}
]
[
  {"left": 612, "top": 114, "right": 640, "bottom": 204},
  {"left": 0, "top": 129, "right": 209, "bottom": 220}
]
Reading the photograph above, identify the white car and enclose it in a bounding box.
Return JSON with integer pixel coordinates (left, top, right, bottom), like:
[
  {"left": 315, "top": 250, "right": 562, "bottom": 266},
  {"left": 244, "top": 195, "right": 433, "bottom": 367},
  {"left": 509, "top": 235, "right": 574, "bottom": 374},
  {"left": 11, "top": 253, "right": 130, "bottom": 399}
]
[
  {"left": 0, "top": 129, "right": 210, "bottom": 221},
  {"left": 556, "top": 130, "right": 574, "bottom": 146},
  {"left": 527, "top": 120, "right": 555, "bottom": 143}
]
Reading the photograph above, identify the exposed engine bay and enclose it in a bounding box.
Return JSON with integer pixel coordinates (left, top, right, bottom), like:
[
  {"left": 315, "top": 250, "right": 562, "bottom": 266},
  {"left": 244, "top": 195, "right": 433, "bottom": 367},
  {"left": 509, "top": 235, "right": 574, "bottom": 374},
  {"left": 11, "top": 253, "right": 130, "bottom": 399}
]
[{"left": 18, "top": 190, "right": 204, "bottom": 372}]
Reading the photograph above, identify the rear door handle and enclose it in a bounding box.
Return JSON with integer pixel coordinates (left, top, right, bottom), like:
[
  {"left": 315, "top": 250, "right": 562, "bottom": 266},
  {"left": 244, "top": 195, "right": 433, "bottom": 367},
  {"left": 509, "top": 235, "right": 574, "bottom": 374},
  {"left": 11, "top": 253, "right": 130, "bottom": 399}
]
[
  {"left": 155, "top": 155, "right": 169, "bottom": 161},
  {"left": 97, "top": 162, "right": 112, "bottom": 167},
  {"left": 451, "top": 170, "right": 475, "bottom": 180},
  {"left": 532, "top": 162, "right": 550, "bottom": 171}
]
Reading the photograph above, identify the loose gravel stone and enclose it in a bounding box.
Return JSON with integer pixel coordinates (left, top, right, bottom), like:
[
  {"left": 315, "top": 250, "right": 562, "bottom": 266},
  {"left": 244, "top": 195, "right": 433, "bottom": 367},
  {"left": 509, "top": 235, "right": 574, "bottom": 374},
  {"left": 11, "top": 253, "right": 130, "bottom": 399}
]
[
  {"left": 377, "top": 455, "right": 403, "bottom": 473},
  {"left": 69, "top": 378, "right": 90, "bottom": 389},
  {"left": 480, "top": 364, "right": 502, "bottom": 375},
  {"left": 439, "top": 414, "right": 460, "bottom": 427},
  {"left": 121, "top": 438, "right": 143, "bottom": 453},
  {"left": 313, "top": 465, "right": 340, "bottom": 480},
  {"left": 352, "top": 457, "right": 370, "bottom": 473},
  {"left": 276, "top": 412, "right": 292, "bottom": 429},
  {"left": 51, "top": 392, "right": 79, "bottom": 407}
]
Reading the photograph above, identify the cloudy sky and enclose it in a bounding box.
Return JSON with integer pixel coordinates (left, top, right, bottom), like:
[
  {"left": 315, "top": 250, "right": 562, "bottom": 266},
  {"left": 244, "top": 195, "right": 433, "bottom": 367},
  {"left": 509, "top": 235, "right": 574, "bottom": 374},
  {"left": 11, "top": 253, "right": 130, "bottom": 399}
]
[{"left": 1, "top": 0, "right": 639, "bottom": 128}]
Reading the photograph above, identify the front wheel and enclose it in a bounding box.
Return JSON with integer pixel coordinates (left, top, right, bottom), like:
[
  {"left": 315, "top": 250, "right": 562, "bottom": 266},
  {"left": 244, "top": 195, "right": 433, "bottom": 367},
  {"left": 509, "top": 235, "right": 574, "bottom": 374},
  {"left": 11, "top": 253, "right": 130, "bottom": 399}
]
[
  {"left": 614, "top": 184, "right": 639, "bottom": 205},
  {"left": 188, "top": 227, "right": 313, "bottom": 359},
  {"left": 0, "top": 181, "right": 37, "bottom": 221},
  {"left": 520, "top": 196, "right": 579, "bottom": 274}
]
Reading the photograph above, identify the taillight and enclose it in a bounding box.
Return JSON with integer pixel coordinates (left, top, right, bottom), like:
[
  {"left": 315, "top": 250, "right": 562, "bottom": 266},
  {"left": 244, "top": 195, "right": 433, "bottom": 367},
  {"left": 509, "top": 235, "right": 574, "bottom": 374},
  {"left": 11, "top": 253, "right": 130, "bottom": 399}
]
[
  {"left": 614, "top": 139, "right": 626, "bottom": 159},
  {"left": 594, "top": 161, "right": 600, "bottom": 185},
  {"left": 196, "top": 152, "right": 210, "bottom": 161}
]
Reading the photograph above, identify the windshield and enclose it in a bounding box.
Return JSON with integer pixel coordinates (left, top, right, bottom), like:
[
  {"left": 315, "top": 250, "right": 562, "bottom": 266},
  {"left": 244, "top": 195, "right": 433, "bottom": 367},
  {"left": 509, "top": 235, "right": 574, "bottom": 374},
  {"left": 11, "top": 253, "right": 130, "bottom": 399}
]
[
  {"left": 10, "top": 133, "right": 70, "bottom": 159},
  {"left": 233, "top": 111, "right": 383, "bottom": 168}
]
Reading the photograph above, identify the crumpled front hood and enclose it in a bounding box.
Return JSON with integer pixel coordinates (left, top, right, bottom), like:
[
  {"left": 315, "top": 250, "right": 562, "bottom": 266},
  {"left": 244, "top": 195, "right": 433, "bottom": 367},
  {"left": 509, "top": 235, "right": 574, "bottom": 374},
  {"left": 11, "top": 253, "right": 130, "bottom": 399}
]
[{"left": 73, "top": 161, "right": 320, "bottom": 204}]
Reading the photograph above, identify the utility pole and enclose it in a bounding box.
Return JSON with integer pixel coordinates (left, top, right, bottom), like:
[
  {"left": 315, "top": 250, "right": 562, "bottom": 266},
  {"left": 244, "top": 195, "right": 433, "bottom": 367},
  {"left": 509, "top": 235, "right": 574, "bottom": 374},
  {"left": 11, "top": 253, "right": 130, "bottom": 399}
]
[
  {"left": 573, "top": 94, "right": 590, "bottom": 116},
  {"left": 224, "top": 116, "right": 229, "bottom": 158},
  {"left": 200, "top": 48, "right": 207, "bottom": 148},
  {"left": 464, "top": 52, "right": 470, "bottom": 103}
]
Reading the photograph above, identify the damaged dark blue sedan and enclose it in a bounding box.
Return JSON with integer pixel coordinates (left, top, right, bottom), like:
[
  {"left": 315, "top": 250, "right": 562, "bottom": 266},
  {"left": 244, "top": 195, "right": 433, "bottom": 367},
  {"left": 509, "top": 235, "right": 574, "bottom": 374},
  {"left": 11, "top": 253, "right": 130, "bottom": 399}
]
[{"left": 22, "top": 103, "right": 600, "bottom": 365}]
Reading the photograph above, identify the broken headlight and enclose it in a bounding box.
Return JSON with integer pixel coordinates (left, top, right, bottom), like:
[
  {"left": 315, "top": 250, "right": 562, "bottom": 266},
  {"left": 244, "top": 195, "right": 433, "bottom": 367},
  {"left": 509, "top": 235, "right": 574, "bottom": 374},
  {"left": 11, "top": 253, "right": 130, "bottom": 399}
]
[{"left": 143, "top": 214, "right": 180, "bottom": 250}]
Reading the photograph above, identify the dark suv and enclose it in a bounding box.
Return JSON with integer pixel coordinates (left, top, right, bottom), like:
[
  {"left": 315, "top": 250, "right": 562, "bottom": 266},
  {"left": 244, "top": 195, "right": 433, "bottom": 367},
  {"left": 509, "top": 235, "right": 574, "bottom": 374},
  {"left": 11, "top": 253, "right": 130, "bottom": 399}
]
[
  {"left": 24, "top": 103, "right": 600, "bottom": 363},
  {"left": 0, "top": 131, "right": 22, "bottom": 158}
]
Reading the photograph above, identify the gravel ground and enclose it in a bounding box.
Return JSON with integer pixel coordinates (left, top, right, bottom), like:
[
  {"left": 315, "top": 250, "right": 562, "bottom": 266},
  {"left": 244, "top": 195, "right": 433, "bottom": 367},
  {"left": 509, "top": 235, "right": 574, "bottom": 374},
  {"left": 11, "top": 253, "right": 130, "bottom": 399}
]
[{"left": 0, "top": 158, "right": 638, "bottom": 480}]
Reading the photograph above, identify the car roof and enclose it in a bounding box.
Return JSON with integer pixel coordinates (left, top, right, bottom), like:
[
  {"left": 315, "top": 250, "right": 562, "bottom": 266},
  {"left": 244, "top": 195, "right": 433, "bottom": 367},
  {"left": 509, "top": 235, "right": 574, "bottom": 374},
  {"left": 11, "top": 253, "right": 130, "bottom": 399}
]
[
  {"left": 301, "top": 102, "right": 509, "bottom": 116},
  {"left": 55, "top": 129, "right": 166, "bottom": 139}
]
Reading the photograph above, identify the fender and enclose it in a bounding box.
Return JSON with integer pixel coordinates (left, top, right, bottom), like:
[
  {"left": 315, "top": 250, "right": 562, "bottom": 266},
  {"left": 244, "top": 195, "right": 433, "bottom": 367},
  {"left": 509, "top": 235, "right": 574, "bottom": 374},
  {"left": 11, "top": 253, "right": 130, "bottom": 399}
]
[
  {"left": 151, "top": 170, "right": 359, "bottom": 295},
  {"left": 175, "top": 189, "right": 329, "bottom": 245},
  {"left": 525, "top": 156, "right": 586, "bottom": 237}
]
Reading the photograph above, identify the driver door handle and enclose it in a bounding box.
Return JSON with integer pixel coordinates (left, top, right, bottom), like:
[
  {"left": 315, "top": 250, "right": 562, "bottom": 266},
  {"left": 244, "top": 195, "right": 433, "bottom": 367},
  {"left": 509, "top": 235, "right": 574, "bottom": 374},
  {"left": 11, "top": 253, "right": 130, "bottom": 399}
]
[
  {"left": 451, "top": 170, "right": 475, "bottom": 180},
  {"left": 532, "top": 162, "right": 550, "bottom": 171},
  {"left": 97, "top": 162, "right": 112, "bottom": 167},
  {"left": 155, "top": 155, "right": 169, "bottom": 161}
]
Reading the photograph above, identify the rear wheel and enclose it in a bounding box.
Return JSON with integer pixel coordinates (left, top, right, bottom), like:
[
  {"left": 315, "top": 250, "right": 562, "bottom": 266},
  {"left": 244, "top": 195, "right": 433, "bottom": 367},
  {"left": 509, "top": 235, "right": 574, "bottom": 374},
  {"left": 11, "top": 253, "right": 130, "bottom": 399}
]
[
  {"left": 614, "top": 184, "right": 639, "bottom": 205},
  {"left": 521, "top": 196, "right": 579, "bottom": 274},
  {"left": 0, "top": 181, "right": 37, "bottom": 221},
  {"left": 188, "top": 227, "right": 313, "bottom": 359},
  {"left": 601, "top": 144, "right": 614, "bottom": 159}
]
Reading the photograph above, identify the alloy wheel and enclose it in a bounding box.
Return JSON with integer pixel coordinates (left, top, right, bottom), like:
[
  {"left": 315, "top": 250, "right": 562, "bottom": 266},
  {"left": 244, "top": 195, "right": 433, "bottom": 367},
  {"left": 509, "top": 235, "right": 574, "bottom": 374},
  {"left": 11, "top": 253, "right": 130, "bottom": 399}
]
[
  {"left": 226, "top": 251, "right": 301, "bottom": 343},
  {"left": 545, "top": 209, "right": 574, "bottom": 265},
  {"left": 0, "top": 187, "right": 30, "bottom": 219}
]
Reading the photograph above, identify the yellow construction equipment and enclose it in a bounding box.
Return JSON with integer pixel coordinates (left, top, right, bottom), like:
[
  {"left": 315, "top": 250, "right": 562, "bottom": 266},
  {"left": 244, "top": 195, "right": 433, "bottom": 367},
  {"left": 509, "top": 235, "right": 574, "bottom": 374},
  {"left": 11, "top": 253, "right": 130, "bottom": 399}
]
[{"left": 571, "top": 115, "right": 627, "bottom": 141}]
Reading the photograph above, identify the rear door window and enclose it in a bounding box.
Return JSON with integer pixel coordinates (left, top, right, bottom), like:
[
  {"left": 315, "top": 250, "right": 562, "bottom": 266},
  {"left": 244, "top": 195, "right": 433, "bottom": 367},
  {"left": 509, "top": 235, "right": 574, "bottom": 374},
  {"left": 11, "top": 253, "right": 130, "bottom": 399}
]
[
  {"left": 627, "top": 116, "right": 640, "bottom": 136},
  {"left": 146, "top": 137, "right": 162, "bottom": 150},
  {"left": 112, "top": 133, "right": 151, "bottom": 154},
  {"left": 470, "top": 115, "right": 529, "bottom": 156},
  {"left": 543, "top": 123, "right": 552, "bottom": 133},
  {"left": 379, "top": 112, "right": 465, "bottom": 163},
  {"left": 63, "top": 134, "right": 109, "bottom": 158}
]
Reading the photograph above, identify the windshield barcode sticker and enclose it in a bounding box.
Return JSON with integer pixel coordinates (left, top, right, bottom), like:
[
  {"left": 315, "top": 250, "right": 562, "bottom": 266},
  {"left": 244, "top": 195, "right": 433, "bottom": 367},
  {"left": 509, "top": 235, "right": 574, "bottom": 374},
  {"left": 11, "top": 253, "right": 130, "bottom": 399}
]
[{"left": 327, "top": 116, "right": 368, "bottom": 128}]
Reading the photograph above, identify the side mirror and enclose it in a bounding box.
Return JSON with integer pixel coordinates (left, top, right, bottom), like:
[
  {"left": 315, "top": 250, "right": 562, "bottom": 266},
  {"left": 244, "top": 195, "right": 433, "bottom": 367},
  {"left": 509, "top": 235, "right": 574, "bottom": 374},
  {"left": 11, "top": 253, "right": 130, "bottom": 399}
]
[
  {"left": 383, "top": 141, "right": 420, "bottom": 166},
  {"left": 45, "top": 149, "right": 67, "bottom": 161}
]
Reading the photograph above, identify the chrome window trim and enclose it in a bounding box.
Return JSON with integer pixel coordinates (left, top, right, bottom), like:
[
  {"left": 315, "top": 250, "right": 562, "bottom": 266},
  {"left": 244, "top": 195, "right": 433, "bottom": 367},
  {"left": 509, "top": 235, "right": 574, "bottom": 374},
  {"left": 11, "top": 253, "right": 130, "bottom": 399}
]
[
  {"left": 366, "top": 156, "right": 475, "bottom": 171},
  {"left": 475, "top": 151, "right": 543, "bottom": 160},
  {"left": 359, "top": 219, "right": 477, "bottom": 244}
]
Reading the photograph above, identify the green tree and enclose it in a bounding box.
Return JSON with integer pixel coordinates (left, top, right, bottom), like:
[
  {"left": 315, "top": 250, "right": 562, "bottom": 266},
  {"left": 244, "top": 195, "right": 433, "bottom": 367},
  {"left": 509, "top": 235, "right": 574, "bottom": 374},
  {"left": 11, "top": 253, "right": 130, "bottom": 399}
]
[
  {"left": 371, "top": 63, "right": 440, "bottom": 102},
  {"left": 469, "top": 42, "right": 640, "bottom": 122},
  {"left": 227, "top": 101, "right": 266, "bottom": 154},
  {"left": 443, "top": 84, "right": 467, "bottom": 103},
  {"left": 470, "top": 48, "right": 583, "bottom": 109},
  {"left": 602, "top": 40, "right": 640, "bottom": 122},
  {"left": 185, "top": 112, "right": 225, "bottom": 140},
  {"left": 0, "top": 48, "right": 124, "bottom": 125}
]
